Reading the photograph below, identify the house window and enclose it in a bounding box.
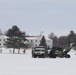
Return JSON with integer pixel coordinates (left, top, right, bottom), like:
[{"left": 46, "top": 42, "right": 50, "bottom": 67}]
[
  {"left": 0, "top": 39, "right": 1, "bottom": 41},
  {"left": 4, "top": 39, "right": 5, "bottom": 41},
  {"left": 27, "top": 40, "right": 29, "bottom": 42},
  {"left": 35, "top": 44, "right": 37, "bottom": 47},
  {"left": 31, "top": 40, "right": 33, "bottom": 42},
  {"left": 0, "top": 43, "right": 1, "bottom": 45},
  {"left": 36, "top": 40, "right": 37, "bottom": 42},
  {"left": 3, "top": 44, "right": 5, "bottom": 45}
]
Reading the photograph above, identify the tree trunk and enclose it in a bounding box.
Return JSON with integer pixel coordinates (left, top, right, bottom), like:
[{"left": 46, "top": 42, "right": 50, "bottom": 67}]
[
  {"left": 23, "top": 49, "right": 26, "bottom": 54},
  {"left": 18, "top": 48, "right": 20, "bottom": 54},
  {"left": 13, "top": 48, "right": 15, "bottom": 53}
]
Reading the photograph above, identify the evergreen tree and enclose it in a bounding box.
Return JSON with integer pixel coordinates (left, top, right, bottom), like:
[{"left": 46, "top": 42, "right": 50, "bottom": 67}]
[
  {"left": 5, "top": 25, "right": 27, "bottom": 53},
  {"left": 39, "top": 36, "right": 47, "bottom": 48},
  {"left": 67, "top": 30, "right": 76, "bottom": 47},
  {"left": 39, "top": 36, "right": 48, "bottom": 57}
]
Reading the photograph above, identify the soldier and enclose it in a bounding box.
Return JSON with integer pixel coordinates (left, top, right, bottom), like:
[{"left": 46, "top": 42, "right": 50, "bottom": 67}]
[
  {"left": 23, "top": 49, "right": 26, "bottom": 54},
  {"left": 0, "top": 49, "right": 2, "bottom": 53}
]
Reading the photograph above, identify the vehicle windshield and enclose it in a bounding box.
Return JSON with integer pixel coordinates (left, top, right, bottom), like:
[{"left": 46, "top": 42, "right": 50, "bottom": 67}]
[{"left": 35, "top": 48, "right": 45, "bottom": 51}]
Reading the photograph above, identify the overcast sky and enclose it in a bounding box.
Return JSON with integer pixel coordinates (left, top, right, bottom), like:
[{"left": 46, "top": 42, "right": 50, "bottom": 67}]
[{"left": 0, "top": 0, "right": 76, "bottom": 36}]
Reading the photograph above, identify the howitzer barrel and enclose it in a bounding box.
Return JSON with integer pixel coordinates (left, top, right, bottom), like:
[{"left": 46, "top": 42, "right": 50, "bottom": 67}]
[
  {"left": 57, "top": 43, "right": 63, "bottom": 47},
  {"left": 64, "top": 43, "right": 76, "bottom": 54}
]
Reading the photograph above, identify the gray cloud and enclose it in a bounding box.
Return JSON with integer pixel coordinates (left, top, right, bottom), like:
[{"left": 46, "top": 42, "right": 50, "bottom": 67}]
[{"left": 0, "top": 0, "right": 76, "bottom": 36}]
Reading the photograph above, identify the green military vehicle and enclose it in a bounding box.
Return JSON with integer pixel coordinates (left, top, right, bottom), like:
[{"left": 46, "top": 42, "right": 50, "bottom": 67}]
[{"left": 48, "top": 43, "right": 76, "bottom": 58}]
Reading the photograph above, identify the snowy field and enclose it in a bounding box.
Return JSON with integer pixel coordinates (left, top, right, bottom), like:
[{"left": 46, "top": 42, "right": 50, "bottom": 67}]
[{"left": 0, "top": 48, "right": 76, "bottom": 75}]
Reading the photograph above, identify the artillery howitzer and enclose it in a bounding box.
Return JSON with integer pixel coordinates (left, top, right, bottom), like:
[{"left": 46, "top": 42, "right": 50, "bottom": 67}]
[{"left": 48, "top": 43, "right": 76, "bottom": 58}]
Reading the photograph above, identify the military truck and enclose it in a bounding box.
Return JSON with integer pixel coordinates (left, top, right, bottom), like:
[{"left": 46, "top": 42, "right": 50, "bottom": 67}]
[{"left": 32, "top": 46, "right": 46, "bottom": 58}]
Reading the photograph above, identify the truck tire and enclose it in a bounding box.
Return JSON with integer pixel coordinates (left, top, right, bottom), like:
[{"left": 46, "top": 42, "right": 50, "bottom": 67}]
[
  {"left": 33, "top": 54, "right": 37, "bottom": 58},
  {"left": 65, "top": 54, "right": 70, "bottom": 58}
]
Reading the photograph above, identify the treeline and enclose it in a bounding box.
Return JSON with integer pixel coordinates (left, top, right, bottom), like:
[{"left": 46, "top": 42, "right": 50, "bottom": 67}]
[
  {"left": 49, "top": 30, "right": 76, "bottom": 49},
  {"left": 4, "top": 25, "right": 76, "bottom": 51}
]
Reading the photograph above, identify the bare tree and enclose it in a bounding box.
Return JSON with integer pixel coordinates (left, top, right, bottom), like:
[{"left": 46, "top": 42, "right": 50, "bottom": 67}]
[
  {"left": 48, "top": 33, "right": 58, "bottom": 47},
  {"left": 48, "top": 32, "right": 55, "bottom": 39}
]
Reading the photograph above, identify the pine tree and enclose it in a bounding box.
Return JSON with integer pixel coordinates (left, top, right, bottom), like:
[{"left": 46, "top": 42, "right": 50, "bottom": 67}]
[
  {"left": 39, "top": 36, "right": 48, "bottom": 57},
  {"left": 5, "top": 25, "right": 27, "bottom": 53},
  {"left": 39, "top": 36, "right": 47, "bottom": 48}
]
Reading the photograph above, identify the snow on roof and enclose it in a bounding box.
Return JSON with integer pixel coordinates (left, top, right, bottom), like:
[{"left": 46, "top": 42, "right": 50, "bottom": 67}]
[
  {"left": 45, "top": 36, "right": 52, "bottom": 40},
  {"left": 26, "top": 37, "right": 37, "bottom": 40},
  {"left": 26, "top": 36, "right": 38, "bottom": 40},
  {"left": 26, "top": 35, "right": 52, "bottom": 41},
  {"left": 0, "top": 35, "right": 8, "bottom": 38}
]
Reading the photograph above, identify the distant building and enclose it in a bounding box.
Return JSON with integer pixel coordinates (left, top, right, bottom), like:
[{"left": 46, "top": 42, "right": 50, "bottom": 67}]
[
  {"left": 0, "top": 35, "right": 8, "bottom": 48},
  {"left": 25, "top": 35, "right": 52, "bottom": 48}
]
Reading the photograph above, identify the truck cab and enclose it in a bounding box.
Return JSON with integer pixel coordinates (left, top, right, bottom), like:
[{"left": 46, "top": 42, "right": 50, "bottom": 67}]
[{"left": 32, "top": 46, "right": 46, "bottom": 58}]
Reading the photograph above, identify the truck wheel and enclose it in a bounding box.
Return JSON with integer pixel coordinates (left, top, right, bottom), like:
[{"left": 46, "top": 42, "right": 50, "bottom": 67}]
[
  {"left": 50, "top": 55, "right": 56, "bottom": 58},
  {"left": 65, "top": 54, "right": 70, "bottom": 58},
  {"left": 33, "top": 56, "right": 37, "bottom": 58},
  {"left": 33, "top": 54, "right": 37, "bottom": 58},
  {"left": 42, "top": 55, "right": 45, "bottom": 58},
  {"left": 53, "top": 55, "right": 56, "bottom": 58},
  {"left": 42, "top": 54, "right": 45, "bottom": 58}
]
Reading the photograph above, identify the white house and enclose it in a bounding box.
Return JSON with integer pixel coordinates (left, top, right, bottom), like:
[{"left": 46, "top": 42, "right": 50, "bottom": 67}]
[
  {"left": 0, "top": 35, "right": 8, "bottom": 48},
  {"left": 26, "top": 35, "right": 53, "bottom": 48},
  {"left": 0, "top": 34, "right": 52, "bottom": 48}
]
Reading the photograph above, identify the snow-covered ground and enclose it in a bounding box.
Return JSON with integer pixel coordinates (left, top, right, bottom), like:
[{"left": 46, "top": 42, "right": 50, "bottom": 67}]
[{"left": 0, "top": 48, "right": 76, "bottom": 75}]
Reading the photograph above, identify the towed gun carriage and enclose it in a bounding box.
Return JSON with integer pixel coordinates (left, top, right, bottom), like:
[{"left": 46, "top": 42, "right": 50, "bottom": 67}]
[{"left": 48, "top": 43, "right": 76, "bottom": 58}]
